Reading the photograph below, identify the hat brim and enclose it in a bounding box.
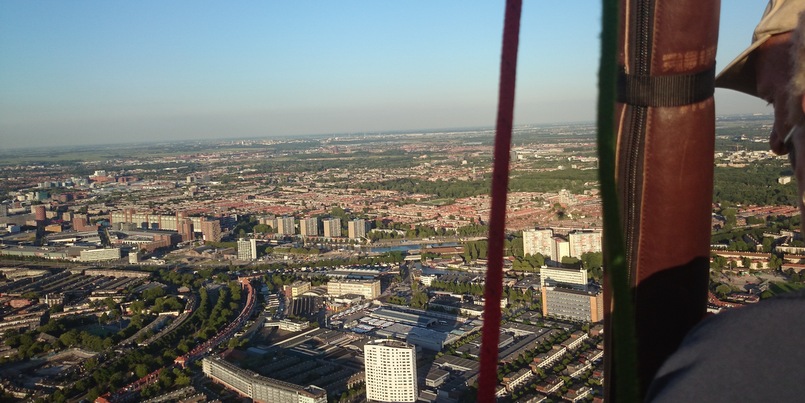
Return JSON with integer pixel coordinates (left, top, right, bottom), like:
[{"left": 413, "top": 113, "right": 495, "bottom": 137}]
[{"left": 715, "top": 34, "right": 773, "bottom": 98}]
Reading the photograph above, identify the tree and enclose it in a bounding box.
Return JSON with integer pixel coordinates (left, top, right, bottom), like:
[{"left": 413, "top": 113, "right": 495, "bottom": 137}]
[
  {"left": 142, "top": 287, "right": 166, "bottom": 303},
  {"left": 769, "top": 254, "right": 783, "bottom": 270},
  {"left": 723, "top": 208, "right": 737, "bottom": 229},
  {"left": 129, "top": 300, "right": 146, "bottom": 314},
  {"left": 175, "top": 373, "right": 191, "bottom": 387},
  {"left": 581, "top": 252, "right": 603, "bottom": 270},
  {"left": 762, "top": 238, "right": 774, "bottom": 253},
  {"left": 59, "top": 330, "right": 80, "bottom": 347},
  {"left": 711, "top": 254, "right": 727, "bottom": 271},
  {"left": 254, "top": 223, "right": 272, "bottom": 233},
  {"left": 715, "top": 284, "right": 732, "bottom": 299},
  {"left": 134, "top": 364, "right": 149, "bottom": 379}
]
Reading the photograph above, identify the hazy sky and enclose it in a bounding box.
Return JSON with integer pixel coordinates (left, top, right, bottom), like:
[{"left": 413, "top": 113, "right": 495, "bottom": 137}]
[{"left": 0, "top": 1, "right": 770, "bottom": 149}]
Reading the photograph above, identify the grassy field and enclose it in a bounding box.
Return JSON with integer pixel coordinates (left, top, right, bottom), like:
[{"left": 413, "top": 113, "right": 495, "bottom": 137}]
[{"left": 768, "top": 281, "right": 805, "bottom": 297}]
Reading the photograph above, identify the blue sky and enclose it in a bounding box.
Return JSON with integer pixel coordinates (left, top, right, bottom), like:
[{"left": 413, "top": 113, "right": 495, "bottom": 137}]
[{"left": 0, "top": 1, "right": 770, "bottom": 149}]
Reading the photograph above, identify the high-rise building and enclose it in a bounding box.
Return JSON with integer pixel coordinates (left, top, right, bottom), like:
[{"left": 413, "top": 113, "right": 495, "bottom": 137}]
[
  {"left": 276, "top": 216, "right": 296, "bottom": 235},
  {"left": 178, "top": 215, "right": 194, "bottom": 243},
  {"left": 552, "top": 236, "right": 570, "bottom": 263},
  {"left": 541, "top": 286, "right": 604, "bottom": 322},
  {"left": 300, "top": 217, "right": 319, "bottom": 237},
  {"left": 323, "top": 218, "right": 341, "bottom": 238},
  {"left": 129, "top": 250, "right": 141, "bottom": 264},
  {"left": 540, "top": 267, "right": 601, "bottom": 322},
  {"left": 568, "top": 230, "right": 602, "bottom": 258},
  {"left": 237, "top": 238, "right": 258, "bottom": 260},
  {"left": 111, "top": 210, "right": 209, "bottom": 233},
  {"left": 364, "top": 340, "right": 418, "bottom": 403},
  {"left": 523, "top": 228, "right": 554, "bottom": 257},
  {"left": 201, "top": 218, "right": 222, "bottom": 243},
  {"left": 348, "top": 219, "right": 368, "bottom": 240}
]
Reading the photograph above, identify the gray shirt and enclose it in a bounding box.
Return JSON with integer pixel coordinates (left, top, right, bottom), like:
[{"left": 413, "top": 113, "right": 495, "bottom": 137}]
[{"left": 646, "top": 289, "right": 805, "bottom": 402}]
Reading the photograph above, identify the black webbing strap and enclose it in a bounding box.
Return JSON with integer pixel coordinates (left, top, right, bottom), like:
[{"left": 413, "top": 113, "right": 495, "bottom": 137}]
[{"left": 617, "top": 66, "right": 715, "bottom": 107}]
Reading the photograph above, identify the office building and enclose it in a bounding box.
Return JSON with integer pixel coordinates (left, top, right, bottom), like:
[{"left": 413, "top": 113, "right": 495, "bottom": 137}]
[
  {"left": 276, "top": 216, "right": 296, "bottom": 235},
  {"left": 568, "top": 230, "right": 602, "bottom": 258},
  {"left": 283, "top": 281, "right": 311, "bottom": 299},
  {"left": 237, "top": 238, "right": 258, "bottom": 260},
  {"left": 326, "top": 279, "right": 380, "bottom": 300},
  {"left": 348, "top": 219, "right": 368, "bottom": 239},
  {"left": 540, "top": 267, "right": 601, "bottom": 322},
  {"left": 364, "top": 340, "right": 418, "bottom": 403},
  {"left": 523, "top": 228, "right": 554, "bottom": 257},
  {"left": 202, "top": 357, "right": 327, "bottom": 403},
  {"left": 540, "top": 267, "right": 587, "bottom": 288},
  {"left": 300, "top": 217, "right": 319, "bottom": 237},
  {"left": 323, "top": 218, "right": 341, "bottom": 238},
  {"left": 542, "top": 286, "right": 604, "bottom": 322}
]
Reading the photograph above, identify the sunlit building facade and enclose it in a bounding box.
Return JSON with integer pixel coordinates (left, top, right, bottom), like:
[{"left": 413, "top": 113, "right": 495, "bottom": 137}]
[
  {"left": 323, "top": 218, "right": 341, "bottom": 238},
  {"left": 364, "top": 340, "right": 418, "bottom": 402},
  {"left": 522, "top": 228, "right": 553, "bottom": 257}
]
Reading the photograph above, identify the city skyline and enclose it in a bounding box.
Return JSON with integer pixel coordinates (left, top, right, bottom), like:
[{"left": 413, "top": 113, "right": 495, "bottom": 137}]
[
  {"left": 1, "top": 1, "right": 771, "bottom": 150},
  {"left": 0, "top": 116, "right": 796, "bottom": 402}
]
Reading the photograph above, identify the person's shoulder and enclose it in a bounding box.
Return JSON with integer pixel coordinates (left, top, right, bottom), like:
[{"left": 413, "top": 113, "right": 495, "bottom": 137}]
[
  {"left": 688, "top": 288, "right": 805, "bottom": 340},
  {"left": 646, "top": 290, "right": 805, "bottom": 402}
]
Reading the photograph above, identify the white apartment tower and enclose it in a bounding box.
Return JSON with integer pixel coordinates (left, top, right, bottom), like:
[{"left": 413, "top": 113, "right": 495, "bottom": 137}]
[
  {"left": 568, "top": 230, "right": 603, "bottom": 258},
  {"left": 237, "top": 238, "right": 258, "bottom": 260},
  {"left": 364, "top": 340, "right": 418, "bottom": 403},
  {"left": 552, "top": 236, "right": 570, "bottom": 263},
  {"left": 348, "top": 219, "right": 368, "bottom": 240},
  {"left": 522, "top": 228, "right": 554, "bottom": 257},
  {"left": 323, "top": 218, "right": 341, "bottom": 238},
  {"left": 300, "top": 217, "right": 319, "bottom": 237},
  {"left": 275, "top": 216, "right": 296, "bottom": 235}
]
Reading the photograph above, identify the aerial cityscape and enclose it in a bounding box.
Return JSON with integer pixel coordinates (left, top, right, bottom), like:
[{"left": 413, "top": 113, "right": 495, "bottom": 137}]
[
  {"left": 1, "top": 115, "right": 803, "bottom": 403},
  {"left": 1, "top": 2, "right": 799, "bottom": 402}
]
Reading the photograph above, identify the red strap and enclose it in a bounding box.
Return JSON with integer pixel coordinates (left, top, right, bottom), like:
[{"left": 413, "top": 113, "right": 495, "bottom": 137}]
[{"left": 477, "top": 0, "right": 522, "bottom": 401}]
